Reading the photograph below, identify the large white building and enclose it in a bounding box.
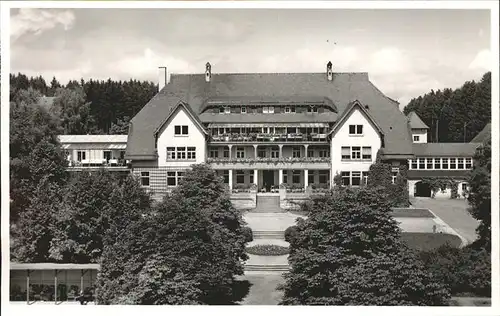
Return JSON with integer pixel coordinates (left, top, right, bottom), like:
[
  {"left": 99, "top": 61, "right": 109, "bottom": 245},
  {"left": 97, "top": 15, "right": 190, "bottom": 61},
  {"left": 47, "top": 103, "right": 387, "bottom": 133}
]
[{"left": 58, "top": 62, "right": 482, "bottom": 202}]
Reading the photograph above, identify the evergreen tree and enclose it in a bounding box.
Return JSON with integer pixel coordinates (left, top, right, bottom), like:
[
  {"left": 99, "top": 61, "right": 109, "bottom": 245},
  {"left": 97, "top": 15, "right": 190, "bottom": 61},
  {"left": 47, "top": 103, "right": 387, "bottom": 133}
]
[{"left": 279, "top": 187, "right": 450, "bottom": 305}]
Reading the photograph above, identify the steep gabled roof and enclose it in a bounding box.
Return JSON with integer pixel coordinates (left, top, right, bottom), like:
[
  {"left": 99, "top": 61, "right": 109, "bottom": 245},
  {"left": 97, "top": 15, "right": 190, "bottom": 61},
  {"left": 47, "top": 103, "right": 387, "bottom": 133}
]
[
  {"left": 407, "top": 111, "right": 429, "bottom": 129},
  {"left": 470, "top": 123, "right": 491, "bottom": 143},
  {"left": 328, "top": 100, "right": 384, "bottom": 138},
  {"left": 126, "top": 72, "right": 413, "bottom": 159},
  {"left": 153, "top": 100, "right": 207, "bottom": 137}
]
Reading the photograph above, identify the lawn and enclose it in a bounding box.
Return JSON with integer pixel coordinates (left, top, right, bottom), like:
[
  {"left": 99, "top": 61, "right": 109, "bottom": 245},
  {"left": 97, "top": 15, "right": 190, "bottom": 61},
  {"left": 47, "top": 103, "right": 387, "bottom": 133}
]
[{"left": 401, "top": 232, "right": 462, "bottom": 251}]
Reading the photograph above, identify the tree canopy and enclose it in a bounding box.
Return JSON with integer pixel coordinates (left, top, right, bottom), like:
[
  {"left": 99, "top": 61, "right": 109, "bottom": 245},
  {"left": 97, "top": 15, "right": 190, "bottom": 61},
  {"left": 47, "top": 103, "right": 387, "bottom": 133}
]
[
  {"left": 10, "top": 88, "right": 68, "bottom": 223},
  {"left": 97, "top": 164, "right": 250, "bottom": 305},
  {"left": 10, "top": 73, "right": 157, "bottom": 134},
  {"left": 403, "top": 72, "right": 491, "bottom": 143},
  {"left": 467, "top": 136, "right": 491, "bottom": 250},
  {"left": 279, "top": 187, "right": 450, "bottom": 305}
]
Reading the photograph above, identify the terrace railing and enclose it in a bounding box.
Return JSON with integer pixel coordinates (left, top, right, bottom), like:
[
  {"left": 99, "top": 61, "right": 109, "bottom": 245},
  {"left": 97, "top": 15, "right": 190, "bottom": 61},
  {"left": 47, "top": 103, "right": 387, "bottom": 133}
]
[{"left": 209, "top": 133, "right": 328, "bottom": 143}]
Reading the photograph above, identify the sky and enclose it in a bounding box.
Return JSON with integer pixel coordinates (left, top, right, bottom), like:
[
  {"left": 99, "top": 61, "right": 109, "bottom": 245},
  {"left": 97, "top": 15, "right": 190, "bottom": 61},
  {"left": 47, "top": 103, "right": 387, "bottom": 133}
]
[{"left": 9, "top": 7, "right": 492, "bottom": 109}]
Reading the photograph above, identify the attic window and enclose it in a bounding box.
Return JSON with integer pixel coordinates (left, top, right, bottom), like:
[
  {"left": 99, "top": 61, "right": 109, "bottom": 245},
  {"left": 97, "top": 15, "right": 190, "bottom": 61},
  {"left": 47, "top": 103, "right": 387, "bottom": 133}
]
[{"left": 307, "top": 106, "right": 318, "bottom": 113}]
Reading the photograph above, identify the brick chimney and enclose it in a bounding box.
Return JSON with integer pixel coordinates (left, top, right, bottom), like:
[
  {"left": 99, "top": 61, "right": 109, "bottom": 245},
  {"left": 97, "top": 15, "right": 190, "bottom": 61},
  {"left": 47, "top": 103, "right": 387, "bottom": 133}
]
[
  {"left": 326, "top": 61, "right": 333, "bottom": 81},
  {"left": 205, "top": 62, "right": 212, "bottom": 82}
]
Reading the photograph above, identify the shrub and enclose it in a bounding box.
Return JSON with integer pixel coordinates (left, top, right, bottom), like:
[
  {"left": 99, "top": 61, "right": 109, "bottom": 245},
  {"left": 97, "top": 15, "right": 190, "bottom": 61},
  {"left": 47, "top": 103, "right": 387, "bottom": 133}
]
[
  {"left": 418, "top": 245, "right": 491, "bottom": 297},
  {"left": 246, "top": 244, "right": 289, "bottom": 256},
  {"left": 284, "top": 226, "right": 298, "bottom": 244},
  {"left": 242, "top": 226, "right": 253, "bottom": 243},
  {"left": 279, "top": 186, "right": 450, "bottom": 305}
]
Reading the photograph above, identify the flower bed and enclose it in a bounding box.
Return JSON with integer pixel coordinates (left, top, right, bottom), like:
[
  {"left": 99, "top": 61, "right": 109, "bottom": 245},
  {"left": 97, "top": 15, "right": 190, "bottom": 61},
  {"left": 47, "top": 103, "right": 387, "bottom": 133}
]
[{"left": 246, "top": 244, "right": 290, "bottom": 256}]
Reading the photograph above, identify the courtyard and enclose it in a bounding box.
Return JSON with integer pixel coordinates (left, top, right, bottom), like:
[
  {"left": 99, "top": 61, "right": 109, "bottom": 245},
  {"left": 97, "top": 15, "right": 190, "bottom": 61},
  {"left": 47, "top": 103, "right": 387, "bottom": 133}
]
[{"left": 410, "top": 197, "right": 479, "bottom": 244}]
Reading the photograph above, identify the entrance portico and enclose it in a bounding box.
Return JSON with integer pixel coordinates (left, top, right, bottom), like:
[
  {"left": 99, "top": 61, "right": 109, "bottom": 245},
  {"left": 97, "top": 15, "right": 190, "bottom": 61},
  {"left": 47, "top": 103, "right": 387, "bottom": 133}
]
[{"left": 218, "top": 169, "right": 331, "bottom": 192}]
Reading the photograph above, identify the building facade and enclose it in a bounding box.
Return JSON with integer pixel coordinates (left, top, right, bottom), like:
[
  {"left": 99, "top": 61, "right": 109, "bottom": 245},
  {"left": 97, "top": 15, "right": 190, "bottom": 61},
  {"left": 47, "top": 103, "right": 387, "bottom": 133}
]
[{"left": 60, "top": 62, "right": 482, "bottom": 201}]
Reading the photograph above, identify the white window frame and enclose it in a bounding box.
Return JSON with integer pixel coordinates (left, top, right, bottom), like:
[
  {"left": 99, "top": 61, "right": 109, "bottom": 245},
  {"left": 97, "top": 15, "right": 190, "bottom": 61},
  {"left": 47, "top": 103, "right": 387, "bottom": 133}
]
[
  {"left": 263, "top": 107, "right": 269, "bottom": 114},
  {"left": 465, "top": 158, "right": 473, "bottom": 169},
  {"left": 224, "top": 107, "right": 231, "bottom": 114},
  {"left": 236, "top": 147, "right": 245, "bottom": 159},
  {"left": 141, "top": 172, "right": 150, "bottom": 187},
  {"left": 351, "top": 171, "right": 362, "bottom": 186},
  {"left": 167, "top": 172, "right": 176, "bottom": 187},
  {"left": 187, "top": 147, "right": 196, "bottom": 160},
  {"left": 349, "top": 124, "right": 363, "bottom": 136},
  {"left": 167, "top": 147, "right": 176, "bottom": 160},
  {"left": 176, "top": 147, "right": 186, "bottom": 160},
  {"left": 209, "top": 148, "right": 218, "bottom": 158},
  {"left": 391, "top": 167, "right": 399, "bottom": 184},
  {"left": 174, "top": 125, "right": 188, "bottom": 136},
  {"left": 285, "top": 107, "right": 290, "bottom": 113},
  {"left": 241, "top": 107, "right": 247, "bottom": 114},
  {"left": 77, "top": 150, "right": 86, "bottom": 162},
  {"left": 292, "top": 147, "right": 301, "bottom": 158},
  {"left": 351, "top": 146, "right": 361, "bottom": 160},
  {"left": 413, "top": 135, "right": 420, "bottom": 142}
]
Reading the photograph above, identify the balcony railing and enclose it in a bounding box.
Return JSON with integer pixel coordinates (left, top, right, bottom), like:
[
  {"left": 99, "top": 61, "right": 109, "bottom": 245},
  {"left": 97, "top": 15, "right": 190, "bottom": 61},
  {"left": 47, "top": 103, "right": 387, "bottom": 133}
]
[
  {"left": 209, "top": 133, "right": 328, "bottom": 143},
  {"left": 67, "top": 159, "right": 129, "bottom": 168},
  {"left": 207, "top": 157, "right": 331, "bottom": 164}
]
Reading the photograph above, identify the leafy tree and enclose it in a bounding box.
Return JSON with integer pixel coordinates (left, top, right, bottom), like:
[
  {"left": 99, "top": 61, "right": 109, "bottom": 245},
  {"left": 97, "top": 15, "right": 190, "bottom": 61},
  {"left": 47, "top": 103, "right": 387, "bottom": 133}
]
[
  {"left": 403, "top": 72, "right": 491, "bottom": 143},
  {"left": 467, "top": 136, "right": 491, "bottom": 250},
  {"left": 51, "top": 87, "right": 99, "bottom": 134},
  {"left": 10, "top": 88, "right": 67, "bottom": 223},
  {"left": 97, "top": 164, "right": 250, "bottom": 305},
  {"left": 49, "top": 170, "right": 118, "bottom": 263},
  {"left": 109, "top": 116, "right": 130, "bottom": 134},
  {"left": 366, "top": 150, "right": 392, "bottom": 189},
  {"left": 418, "top": 245, "right": 490, "bottom": 297},
  {"left": 11, "top": 181, "right": 62, "bottom": 262},
  {"left": 279, "top": 187, "right": 450, "bottom": 305}
]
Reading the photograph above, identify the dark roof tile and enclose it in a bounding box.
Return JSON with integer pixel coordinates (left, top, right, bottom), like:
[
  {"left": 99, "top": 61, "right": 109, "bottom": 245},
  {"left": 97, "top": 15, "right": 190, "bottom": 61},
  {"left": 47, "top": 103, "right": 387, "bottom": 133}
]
[
  {"left": 126, "top": 72, "right": 412, "bottom": 159},
  {"left": 412, "top": 143, "right": 480, "bottom": 157}
]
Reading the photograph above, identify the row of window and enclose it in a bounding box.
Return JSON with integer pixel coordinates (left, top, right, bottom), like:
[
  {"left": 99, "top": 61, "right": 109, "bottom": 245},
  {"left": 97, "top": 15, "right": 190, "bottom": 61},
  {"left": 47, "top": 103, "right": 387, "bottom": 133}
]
[
  {"left": 211, "top": 126, "right": 327, "bottom": 135},
  {"left": 140, "top": 171, "right": 185, "bottom": 187},
  {"left": 409, "top": 158, "right": 473, "bottom": 170},
  {"left": 209, "top": 147, "right": 330, "bottom": 159},
  {"left": 75, "top": 150, "right": 126, "bottom": 161},
  {"left": 341, "top": 171, "right": 369, "bottom": 186},
  {"left": 341, "top": 146, "right": 372, "bottom": 160},
  {"left": 218, "top": 106, "right": 320, "bottom": 114},
  {"left": 166, "top": 147, "right": 196, "bottom": 160}
]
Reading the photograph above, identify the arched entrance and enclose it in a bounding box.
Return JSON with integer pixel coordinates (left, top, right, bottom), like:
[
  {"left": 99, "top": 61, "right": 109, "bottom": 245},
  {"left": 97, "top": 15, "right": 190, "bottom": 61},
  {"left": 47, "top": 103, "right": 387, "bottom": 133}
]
[{"left": 415, "top": 181, "right": 432, "bottom": 197}]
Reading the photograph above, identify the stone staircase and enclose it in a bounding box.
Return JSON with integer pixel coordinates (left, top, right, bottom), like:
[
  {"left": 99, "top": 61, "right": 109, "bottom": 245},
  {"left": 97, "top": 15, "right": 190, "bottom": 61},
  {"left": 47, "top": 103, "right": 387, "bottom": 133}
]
[
  {"left": 252, "top": 230, "right": 285, "bottom": 240},
  {"left": 244, "top": 264, "right": 289, "bottom": 272},
  {"left": 252, "top": 195, "right": 283, "bottom": 213}
]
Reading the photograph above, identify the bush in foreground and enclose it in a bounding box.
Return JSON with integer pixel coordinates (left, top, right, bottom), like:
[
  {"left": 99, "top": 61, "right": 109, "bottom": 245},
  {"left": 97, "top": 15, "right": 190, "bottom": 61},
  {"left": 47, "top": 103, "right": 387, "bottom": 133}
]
[
  {"left": 242, "top": 227, "right": 253, "bottom": 243},
  {"left": 279, "top": 186, "right": 450, "bottom": 305},
  {"left": 418, "top": 245, "right": 490, "bottom": 297}
]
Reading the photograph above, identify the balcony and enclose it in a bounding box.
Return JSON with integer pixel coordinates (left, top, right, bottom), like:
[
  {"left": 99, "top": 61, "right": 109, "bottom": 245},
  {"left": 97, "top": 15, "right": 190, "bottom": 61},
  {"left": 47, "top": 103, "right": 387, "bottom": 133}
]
[
  {"left": 207, "top": 156, "right": 331, "bottom": 170},
  {"left": 67, "top": 159, "right": 129, "bottom": 171},
  {"left": 209, "top": 132, "right": 328, "bottom": 144}
]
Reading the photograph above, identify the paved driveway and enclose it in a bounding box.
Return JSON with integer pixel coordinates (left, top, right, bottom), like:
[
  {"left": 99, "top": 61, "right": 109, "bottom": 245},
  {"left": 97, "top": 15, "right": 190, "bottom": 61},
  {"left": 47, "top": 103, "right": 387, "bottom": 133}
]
[{"left": 410, "top": 198, "right": 479, "bottom": 243}]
